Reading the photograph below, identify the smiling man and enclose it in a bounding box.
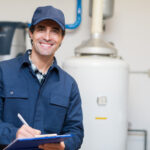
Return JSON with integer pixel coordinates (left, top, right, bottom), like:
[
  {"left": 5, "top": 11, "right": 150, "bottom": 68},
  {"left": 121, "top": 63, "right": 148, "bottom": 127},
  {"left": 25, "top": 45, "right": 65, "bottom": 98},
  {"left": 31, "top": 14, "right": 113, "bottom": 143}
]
[{"left": 0, "top": 6, "right": 84, "bottom": 150}]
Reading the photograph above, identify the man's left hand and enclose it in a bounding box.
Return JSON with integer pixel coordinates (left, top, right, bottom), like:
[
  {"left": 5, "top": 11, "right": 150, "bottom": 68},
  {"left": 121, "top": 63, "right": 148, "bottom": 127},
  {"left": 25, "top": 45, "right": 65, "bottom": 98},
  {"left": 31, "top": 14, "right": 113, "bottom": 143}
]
[{"left": 38, "top": 141, "right": 65, "bottom": 150}]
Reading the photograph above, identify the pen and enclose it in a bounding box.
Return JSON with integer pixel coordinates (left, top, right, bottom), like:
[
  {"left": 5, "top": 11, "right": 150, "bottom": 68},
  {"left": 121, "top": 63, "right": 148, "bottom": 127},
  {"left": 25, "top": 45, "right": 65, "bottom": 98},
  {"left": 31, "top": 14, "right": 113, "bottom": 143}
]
[{"left": 17, "top": 113, "right": 29, "bottom": 126}]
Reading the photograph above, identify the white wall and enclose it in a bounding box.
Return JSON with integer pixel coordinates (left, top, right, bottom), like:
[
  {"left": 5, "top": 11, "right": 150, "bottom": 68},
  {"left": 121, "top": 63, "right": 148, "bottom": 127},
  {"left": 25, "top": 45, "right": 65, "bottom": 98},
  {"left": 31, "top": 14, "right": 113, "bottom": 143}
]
[
  {"left": 104, "top": 0, "right": 150, "bottom": 149},
  {"left": 0, "top": 0, "right": 150, "bottom": 149}
]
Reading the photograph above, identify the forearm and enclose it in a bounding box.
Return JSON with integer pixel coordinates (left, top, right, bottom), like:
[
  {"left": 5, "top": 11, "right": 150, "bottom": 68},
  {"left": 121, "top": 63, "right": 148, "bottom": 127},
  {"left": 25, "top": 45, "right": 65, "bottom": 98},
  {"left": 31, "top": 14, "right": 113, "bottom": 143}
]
[
  {"left": 0, "top": 121, "right": 18, "bottom": 145},
  {"left": 0, "top": 68, "right": 18, "bottom": 144},
  {"left": 64, "top": 131, "right": 83, "bottom": 150},
  {"left": 63, "top": 81, "right": 84, "bottom": 150}
]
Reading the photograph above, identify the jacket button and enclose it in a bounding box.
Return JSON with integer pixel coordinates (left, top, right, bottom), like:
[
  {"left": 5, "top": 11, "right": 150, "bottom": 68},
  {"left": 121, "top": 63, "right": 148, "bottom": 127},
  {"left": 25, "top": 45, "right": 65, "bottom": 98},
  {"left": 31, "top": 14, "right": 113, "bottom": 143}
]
[{"left": 10, "top": 91, "right": 14, "bottom": 95}]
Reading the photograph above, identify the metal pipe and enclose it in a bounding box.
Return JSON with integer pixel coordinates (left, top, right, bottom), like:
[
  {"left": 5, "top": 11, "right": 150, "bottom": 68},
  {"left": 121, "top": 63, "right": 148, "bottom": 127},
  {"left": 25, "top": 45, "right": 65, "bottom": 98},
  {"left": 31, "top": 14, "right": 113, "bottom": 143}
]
[
  {"left": 65, "top": 0, "right": 82, "bottom": 29},
  {"left": 129, "top": 69, "right": 150, "bottom": 77},
  {"left": 128, "top": 129, "right": 147, "bottom": 150},
  {"left": 91, "top": 0, "right": 103, "bottom": 37}
]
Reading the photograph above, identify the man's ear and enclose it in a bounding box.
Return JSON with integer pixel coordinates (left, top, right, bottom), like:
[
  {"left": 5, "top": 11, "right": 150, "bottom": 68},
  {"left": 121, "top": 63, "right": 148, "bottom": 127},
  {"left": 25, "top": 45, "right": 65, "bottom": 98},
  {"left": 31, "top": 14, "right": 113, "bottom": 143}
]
[{"left": 28, "top": 30, "right": 33, "bottom": 39}]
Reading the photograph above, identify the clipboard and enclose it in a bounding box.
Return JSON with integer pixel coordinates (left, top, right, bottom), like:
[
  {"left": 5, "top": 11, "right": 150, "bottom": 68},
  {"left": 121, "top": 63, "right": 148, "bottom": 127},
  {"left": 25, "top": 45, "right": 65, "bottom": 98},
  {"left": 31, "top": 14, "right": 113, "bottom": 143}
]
[{"left": 4, "top": 134, "right": 71, "bottom": 150}]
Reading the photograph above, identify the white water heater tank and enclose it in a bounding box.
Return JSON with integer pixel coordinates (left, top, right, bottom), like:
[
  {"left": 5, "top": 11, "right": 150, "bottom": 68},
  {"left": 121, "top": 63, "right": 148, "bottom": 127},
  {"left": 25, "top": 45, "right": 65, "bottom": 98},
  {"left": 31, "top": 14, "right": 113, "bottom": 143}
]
[{"left": 63, "top": 55, "right": 128, "bottom": 150}]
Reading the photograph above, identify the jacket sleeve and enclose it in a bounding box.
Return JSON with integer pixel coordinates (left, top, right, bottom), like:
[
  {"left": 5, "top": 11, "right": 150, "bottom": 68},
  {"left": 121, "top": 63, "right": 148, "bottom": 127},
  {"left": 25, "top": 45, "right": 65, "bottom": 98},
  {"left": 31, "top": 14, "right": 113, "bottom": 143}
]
[
  {"left": 0, "top": 66, "right": 18, "bottom": 145},
  {"left": 63, "top": 80, "right": 84, "bottom": 150}
]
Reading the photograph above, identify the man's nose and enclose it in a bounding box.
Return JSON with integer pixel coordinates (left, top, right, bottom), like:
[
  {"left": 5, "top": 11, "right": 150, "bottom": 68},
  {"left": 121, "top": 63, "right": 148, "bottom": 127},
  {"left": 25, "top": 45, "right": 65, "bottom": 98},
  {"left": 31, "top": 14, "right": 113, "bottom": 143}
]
[{"left": 44, "top": 31, "right": 51, "bottom": 41}]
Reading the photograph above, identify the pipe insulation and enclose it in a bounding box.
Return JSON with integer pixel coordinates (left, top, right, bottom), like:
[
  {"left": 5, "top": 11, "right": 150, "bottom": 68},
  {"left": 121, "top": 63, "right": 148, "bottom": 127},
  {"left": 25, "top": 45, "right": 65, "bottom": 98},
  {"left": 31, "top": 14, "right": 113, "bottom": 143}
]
[{"left": 91, "top": 0, "right": 103, "bottom": 36}]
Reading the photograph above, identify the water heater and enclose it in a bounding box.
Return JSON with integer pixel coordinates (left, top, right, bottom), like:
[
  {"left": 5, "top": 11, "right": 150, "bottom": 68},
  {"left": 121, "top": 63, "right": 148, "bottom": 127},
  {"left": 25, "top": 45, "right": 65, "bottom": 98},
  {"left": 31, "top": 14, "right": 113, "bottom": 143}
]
[
  {"left": 63, "top": 56, "right": 128, "bottom": 150},
  {"left": 0, "top": 22, "right": 27, "bottom": 61},
  {"left": 63, "top": 0, "right": 129, "bottom": 149}
]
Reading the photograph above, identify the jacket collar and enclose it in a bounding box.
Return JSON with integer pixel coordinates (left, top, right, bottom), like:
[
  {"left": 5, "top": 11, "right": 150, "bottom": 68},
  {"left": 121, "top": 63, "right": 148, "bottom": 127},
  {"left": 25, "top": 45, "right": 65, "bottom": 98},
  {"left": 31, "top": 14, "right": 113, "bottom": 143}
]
[{"left": 18, "top": 49, "right": 60, "bottom": 78}]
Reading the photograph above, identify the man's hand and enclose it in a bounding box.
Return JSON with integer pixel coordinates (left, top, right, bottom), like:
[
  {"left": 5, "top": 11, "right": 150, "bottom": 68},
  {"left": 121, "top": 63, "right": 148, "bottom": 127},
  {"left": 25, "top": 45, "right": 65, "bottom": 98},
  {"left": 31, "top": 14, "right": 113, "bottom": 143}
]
[
  {"left": 38, "top": 141, "right": 65, "bottom": 150},
  {"left": 16, "top": 124, "right": 41, "bottom": 138}
]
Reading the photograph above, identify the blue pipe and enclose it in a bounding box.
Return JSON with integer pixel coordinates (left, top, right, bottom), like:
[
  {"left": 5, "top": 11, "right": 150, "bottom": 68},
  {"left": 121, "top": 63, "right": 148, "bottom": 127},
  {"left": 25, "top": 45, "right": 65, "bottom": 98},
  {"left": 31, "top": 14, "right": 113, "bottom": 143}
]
[
  {"left": 65, "top": 0, "right": 82, "bottom": 29},
  {"left": 28, "top": 0, "right": 82, "bottom": 29}
]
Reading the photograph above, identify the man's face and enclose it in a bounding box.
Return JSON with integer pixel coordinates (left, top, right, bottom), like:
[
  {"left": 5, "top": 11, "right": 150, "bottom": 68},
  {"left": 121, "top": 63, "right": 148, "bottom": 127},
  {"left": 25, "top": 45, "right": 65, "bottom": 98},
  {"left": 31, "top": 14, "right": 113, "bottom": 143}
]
[{"left": 29, "top": 20, "right": 64, "bottom": 57}]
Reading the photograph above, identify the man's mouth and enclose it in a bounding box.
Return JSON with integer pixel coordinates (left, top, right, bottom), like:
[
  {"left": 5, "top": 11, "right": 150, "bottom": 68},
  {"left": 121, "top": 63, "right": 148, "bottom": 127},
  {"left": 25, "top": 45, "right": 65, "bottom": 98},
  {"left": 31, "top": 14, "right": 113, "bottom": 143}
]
[{"left": 40, "top": 42, "right": 54, "bottom": 48}]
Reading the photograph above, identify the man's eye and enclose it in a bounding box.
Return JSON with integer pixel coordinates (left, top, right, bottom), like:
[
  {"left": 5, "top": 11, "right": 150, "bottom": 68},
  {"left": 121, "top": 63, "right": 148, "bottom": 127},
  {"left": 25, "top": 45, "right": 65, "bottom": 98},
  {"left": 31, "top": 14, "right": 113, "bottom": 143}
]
[
  {"left": 38, "top": 27, "right": 45, "bottom": 31},
  {"left": 52, "top": 29, "right": 59, "bottom": 33},
  {"left": 52, "top": 27, "right": 61, "bottom": 33},
  {"left": 36, "top": 26, "right": 45, "bottom": 31}
]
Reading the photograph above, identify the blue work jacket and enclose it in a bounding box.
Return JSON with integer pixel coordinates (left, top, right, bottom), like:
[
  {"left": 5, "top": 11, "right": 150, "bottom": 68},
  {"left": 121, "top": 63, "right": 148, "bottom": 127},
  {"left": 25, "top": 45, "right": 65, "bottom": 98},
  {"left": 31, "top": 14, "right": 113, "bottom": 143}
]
[{"left": 0, "top": 50, "right": 84, "bottom": 150}]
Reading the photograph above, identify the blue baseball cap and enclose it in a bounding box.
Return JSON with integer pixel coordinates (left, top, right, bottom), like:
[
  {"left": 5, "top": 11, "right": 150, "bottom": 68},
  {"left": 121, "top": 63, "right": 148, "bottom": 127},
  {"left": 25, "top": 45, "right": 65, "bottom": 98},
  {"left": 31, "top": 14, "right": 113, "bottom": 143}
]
[{"left": 30, "top": 5, "right": 65, "bottom": 31}]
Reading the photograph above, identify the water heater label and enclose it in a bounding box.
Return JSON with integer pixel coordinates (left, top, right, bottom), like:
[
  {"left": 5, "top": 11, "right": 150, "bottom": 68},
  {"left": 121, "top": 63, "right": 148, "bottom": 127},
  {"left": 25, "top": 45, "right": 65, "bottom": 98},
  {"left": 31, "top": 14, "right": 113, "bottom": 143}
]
[{"left": 97, "top": 96, "right": 107, "bottom": 105}]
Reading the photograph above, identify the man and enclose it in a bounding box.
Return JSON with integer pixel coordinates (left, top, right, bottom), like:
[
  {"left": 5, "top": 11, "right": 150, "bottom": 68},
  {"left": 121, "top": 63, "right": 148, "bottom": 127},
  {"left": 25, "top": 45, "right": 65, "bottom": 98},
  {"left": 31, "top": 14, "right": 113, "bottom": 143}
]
[{"left": 0, "top": 5, "right": 84, "bottom": 150}]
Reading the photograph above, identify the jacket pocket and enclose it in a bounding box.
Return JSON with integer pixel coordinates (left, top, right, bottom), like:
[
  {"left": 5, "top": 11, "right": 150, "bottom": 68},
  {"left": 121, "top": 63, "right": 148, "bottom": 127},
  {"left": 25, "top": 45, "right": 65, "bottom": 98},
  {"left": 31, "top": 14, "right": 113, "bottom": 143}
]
[
  {"left": 44, "top": 94, "right": 70, "bottom": 133},
  {"left": 49, "top": 94, "right": 69, "bottom": 108},
  {"left": 4, "top": 87, "right": 28, "bottom": 99},
  {"left": 3, "top": 87, "right": 29, "bottom": 110},
  {"left": 2, "top": 87, "right": 29, "bottom": 126}
]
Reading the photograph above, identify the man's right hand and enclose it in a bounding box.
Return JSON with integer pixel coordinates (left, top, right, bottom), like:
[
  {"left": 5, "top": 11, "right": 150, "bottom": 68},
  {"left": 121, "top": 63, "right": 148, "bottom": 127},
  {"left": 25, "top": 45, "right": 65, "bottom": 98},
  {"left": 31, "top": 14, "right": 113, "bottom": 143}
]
[{"left": 16, "top": 124, "right": 41, "bottom": 139}]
